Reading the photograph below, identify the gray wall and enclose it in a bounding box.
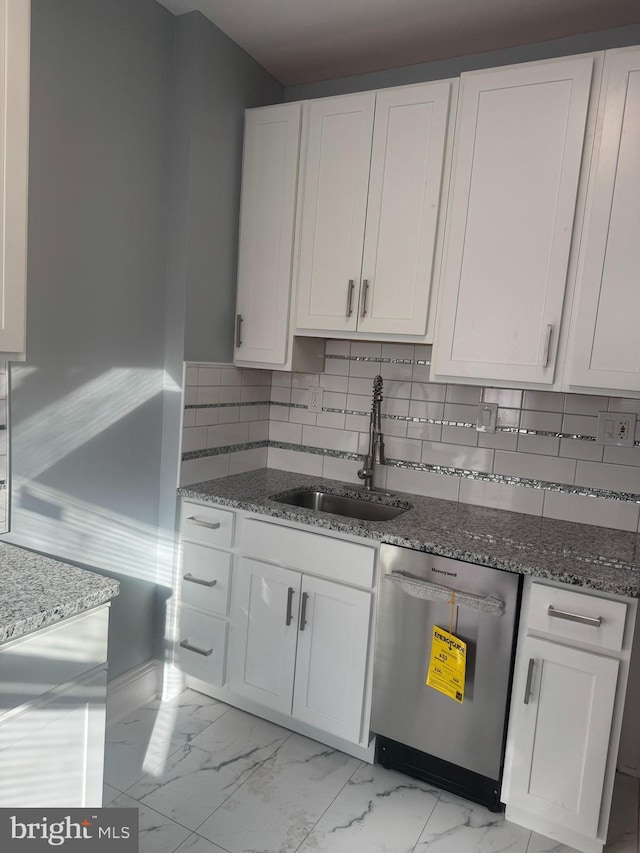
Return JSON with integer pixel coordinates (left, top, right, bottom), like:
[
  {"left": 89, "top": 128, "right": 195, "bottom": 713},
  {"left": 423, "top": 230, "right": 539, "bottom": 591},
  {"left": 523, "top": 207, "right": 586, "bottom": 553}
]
[
  {"left": 7, "top": 0, "right": 175, "bottom": 680},
  {"left": 285, "top": 23, "right": 640, "bottom": 99}
]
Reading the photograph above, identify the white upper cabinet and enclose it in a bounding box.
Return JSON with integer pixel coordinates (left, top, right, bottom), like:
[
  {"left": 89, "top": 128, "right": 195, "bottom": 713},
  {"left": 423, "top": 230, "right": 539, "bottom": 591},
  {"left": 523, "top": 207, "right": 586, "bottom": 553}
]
[
  {"left": 0, "top": 0, "right": 30, "bottom": 356},
  {"left": 295, "top": 82, "right": 453, "bottom": 339},
  {"left": 433, "top": 57, "right": 594, "bottom": 385},
  {"left": 234, "top": 104, "right": 302, "bottom": 366},
  {"left": 567, "top": 47, "right": 640, "bottom": 394}
]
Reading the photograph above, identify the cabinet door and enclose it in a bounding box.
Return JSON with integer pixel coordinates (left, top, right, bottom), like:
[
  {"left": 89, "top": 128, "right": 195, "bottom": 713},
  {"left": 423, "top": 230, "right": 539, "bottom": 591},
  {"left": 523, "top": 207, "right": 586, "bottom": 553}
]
[
  {"left": 295, "top": 93, "right": 375, "bottom": 332},
  {"left": 0, "top": 0, "right": 29, "bottom": 354},
  {"left": 433, "top": 57, "right": 593, "bottom": 384},
  {"left": 234, "top": 104, "right": 301, "bottom": 366},
  {"left": 569, "top": 48, "right": 640, "bottom": 392},
  {"left": 508, "top": 636, "right": 618, "bottom": 837},
  {"left": 0, "top": 667, "right": 107, "bottom": 807},
  {"left": 292, "top": 575, "right": 371, "bottom": 743},
  {"left": 358, "top": 81, "right": 452, "bottom": 336},
  {"left": 227, "top": 557, "right": 300, "bottom": 714}
]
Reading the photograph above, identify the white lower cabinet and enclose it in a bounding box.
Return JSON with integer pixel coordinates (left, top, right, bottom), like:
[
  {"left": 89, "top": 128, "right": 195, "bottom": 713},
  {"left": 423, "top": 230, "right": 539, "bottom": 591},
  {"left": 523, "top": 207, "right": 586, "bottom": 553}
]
[{"left": 502, "top": 580, "right": 637, "bottom": 853}]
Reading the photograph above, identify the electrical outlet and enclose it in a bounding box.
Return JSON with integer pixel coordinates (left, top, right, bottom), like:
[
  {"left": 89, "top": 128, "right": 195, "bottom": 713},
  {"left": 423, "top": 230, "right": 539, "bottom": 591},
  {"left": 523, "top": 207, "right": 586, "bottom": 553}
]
[
  {"left": 596, "top": 411, "right": 636, "bottom": 447},
  {"left": 476, "top": 402, "right": 498, "bottom": 433},
  {"left": 308, "top": 387, "right": 323, "bottom": 413}
]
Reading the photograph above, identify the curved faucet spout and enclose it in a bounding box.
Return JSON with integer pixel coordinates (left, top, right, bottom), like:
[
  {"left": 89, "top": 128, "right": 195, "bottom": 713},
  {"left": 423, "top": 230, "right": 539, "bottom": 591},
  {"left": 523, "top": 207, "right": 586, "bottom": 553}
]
[{"left": 357, "top": 375, "right": 385, "bottom": 490}]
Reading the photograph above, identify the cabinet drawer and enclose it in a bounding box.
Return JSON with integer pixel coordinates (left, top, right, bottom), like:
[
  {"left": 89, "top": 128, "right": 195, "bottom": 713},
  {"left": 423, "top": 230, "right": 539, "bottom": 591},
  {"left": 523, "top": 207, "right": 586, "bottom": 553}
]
[
  {"left": 0, "top": 606, "right": 109, "bottom": 715},
  {"left": 180, "top": 542, "right": 232, "bottom": 615},
  {"left": 181, "top": 501, "right": 235, "bottom": 548},
  {"left": 528, "top": 583, "right": 627, "bottom": 652},
  {"left": 243, "top": 518, "right": 376, "bottom": 588},
  {"left": 178, "top": 607, "right": 227, "bottom": 687}
]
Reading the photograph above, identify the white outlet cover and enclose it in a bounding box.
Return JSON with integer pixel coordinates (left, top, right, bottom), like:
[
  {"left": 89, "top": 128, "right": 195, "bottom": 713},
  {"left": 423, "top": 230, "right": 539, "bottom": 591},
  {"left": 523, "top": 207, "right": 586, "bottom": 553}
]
[
  {"left": 476, "top": 402, "right": 498, "bottom": 433},
  {"left": 596, "top": 411, "right": 636, "bottom": 447},
  {"left": 308, "top": 386, "right": 323, "bottom": 413}
]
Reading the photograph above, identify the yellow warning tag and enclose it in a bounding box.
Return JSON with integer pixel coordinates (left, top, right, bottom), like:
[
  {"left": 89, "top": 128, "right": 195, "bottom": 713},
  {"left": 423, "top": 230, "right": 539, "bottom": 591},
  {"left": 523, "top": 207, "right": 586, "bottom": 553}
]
[{"left": 426, "top": 626, "right": 466, "bottom": 704}]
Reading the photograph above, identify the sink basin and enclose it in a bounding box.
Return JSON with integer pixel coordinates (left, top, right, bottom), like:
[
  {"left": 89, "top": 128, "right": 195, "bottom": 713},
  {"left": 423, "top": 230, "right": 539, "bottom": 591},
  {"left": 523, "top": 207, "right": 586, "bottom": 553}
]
[{"left": 271, "top": 490, "right": 410, "bottom": 522}]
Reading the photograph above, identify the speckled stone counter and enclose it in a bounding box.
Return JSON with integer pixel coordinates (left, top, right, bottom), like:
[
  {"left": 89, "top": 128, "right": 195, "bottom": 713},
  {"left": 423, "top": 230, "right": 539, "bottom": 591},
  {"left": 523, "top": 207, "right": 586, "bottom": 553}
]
[
  {"left": 0, "top": 542, "right": 120, "bottom": 644},
  {"left": 180, "top": 468, "right": 640, "bottom": 598}
]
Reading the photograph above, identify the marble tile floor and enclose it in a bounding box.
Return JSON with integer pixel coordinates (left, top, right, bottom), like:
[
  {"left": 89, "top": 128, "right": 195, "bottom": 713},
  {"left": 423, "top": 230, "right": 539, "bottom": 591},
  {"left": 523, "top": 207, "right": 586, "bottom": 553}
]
[{"left": 104, "top": 689, "right": 640, "bottom": 853}]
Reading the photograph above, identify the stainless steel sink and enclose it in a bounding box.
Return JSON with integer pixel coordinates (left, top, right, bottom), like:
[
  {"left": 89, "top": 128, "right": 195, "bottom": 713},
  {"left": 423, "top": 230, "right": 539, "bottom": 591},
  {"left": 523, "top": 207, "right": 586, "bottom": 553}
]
[{"left": 271, "top": 490, "right": 410, "bottom": 521}]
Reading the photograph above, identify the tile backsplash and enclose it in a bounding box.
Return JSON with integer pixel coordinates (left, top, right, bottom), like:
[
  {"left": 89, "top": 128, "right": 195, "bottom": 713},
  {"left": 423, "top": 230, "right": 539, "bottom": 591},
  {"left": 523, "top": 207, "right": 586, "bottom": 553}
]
[{"left": 180, "top": 343, "right": 640, "bottom": 533}]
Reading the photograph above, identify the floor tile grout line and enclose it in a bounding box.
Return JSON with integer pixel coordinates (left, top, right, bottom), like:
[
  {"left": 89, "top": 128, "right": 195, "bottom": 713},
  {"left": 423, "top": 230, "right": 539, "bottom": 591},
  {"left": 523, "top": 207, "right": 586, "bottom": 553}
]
[
  {"left": 291, "top": 758, "right": 368, "bottom": 853},
  {"left": 408, "top": 786, "right": 444, "bottom": 853}
]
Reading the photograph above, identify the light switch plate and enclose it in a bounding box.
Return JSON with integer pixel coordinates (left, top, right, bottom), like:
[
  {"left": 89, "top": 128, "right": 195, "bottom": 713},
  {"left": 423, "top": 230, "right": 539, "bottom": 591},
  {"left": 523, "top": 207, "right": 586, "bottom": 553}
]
[
  {"left": 476, "top": 402, "right": 498, "bottom": 433},
  {"left": 596, "top": 411, "right": 636, "bottom": 447}
]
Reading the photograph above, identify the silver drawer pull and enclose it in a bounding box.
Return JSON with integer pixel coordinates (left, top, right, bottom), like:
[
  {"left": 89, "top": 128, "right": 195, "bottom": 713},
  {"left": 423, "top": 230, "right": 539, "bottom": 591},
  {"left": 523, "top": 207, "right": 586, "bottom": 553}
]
[
  {"left": 183, "top": 573, "right": 217, "bottom": 588},
  {"left": 547, "top": 605, "right": 602, "bottom": 628},
  {"left": 524, "top": 658, "right": 535, "bottom": 705},
  {"left": 180, "top": 639, "right": 213, "bottom": 657},
  {"left": 187, "top": 517, "right": 221, "bottom": 530}
]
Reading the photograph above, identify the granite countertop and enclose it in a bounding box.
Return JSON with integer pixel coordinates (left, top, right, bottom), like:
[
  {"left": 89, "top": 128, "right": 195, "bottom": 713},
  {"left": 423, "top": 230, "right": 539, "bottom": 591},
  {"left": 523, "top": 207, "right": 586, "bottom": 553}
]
[
  {"left": 0, "top": 542, "right": 120, "bottom": 644},
  {"left": 180, "top": 468, "right": 640, "bottom": 598}
]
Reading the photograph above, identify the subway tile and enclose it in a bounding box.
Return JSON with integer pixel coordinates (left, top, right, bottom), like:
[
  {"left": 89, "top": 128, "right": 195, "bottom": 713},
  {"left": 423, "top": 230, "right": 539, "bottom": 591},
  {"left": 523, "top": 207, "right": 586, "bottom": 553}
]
[
  {"left": 267, "top": 447, "right": 323, "bottom": 477},
  {"left": 351, "top": 342, "right": 381, "bottom": 359},
  {"left": 324, "top": 356, "right": 350, "bottom": 376},
  {"left": 197, "top": 386, "right": 220, "bottom": 406},
  {"left": 271, "top": 371, "right": 293, "bottom": 388},
  {"left": 218, "top": 406, "right": 241, "bottom": 424},
  {"left": 302, "top": 425, "right": 359, "bottom": 453},
  {"left": 271, "top": 386, "right": 291, "bottom": 404},
  {"left": 219, "top": 386, "right": 241, "bottom": 404},
  {"left": 241, "top": 385, "right": 270, "bottom": 403},
  {"left": 292, "top": 372, "right": 320, "bottom": 388},
  {"left": 443, "top": 403, "right": 477, "bottom": 424},
  {"left": 382, "top": 418, "right": 408, "bottom": 438},
  {"left": 608, "top": 397, "right": 640, "bottom": 414},
  {"left": 291, "top": 388, "right": 309, "bottom": 408},
  {"left": 316, "top": 411, "right": 346, "bottom": 429},
  {"left": 239, "top": 404, "right": 260, "bottom": 422},
  {"left": 421, "top": 441, "right": 494, "bottom": 473},
  {"left": 195, "top": 408, "right": 219, "bottom": 427},
  {"left": 248, "top": 420, "right": 269, "bottom": 442},
  {"left": 440, "top": 425, "right": 478, "bottom": 447},
  {"left": 180, "top": 454, "right": 230, "bottom": 486},
  {"left": 357, "top": 432, "right": 370, "bottom": 455},
  {"left": 185, "top": 366, "right": 198, "bottom": 386},
  {"left": 183, "top": 409, "right": 196, "bottom": 428},
  {"left": 516, "top": 434, "right": 560, "bottom": 456},
  {"left": 348, "top": 377, "right": 376, "bottom": 396},
  {"left": 563, "top": 393, "right": 607, "bottom": 415},
  {"left": 322, "top": 455, "right": 362, "bottom": 484},
  {"left": 520, "top": 410, "right": 562, "bottom": 433},
  {"left": 559, "top": 437, "right": 603, "bottom": 462},
  {"left": 322, "top": 391, "right": 347, "bottom": 409},
  {"left": 410, "top": 382, "right": 446, "bottom": 402},
  {"left": 381, "top": 343, "right": 415, "bottom": 361},
  {"left": 289, "top": 407, "right": 317, "bottom": 426},
  {"left": 496, "top": 408, "right": 520, "bottom": 429},
  {"left": 182, "top": 427, "right": 207, "bottom": 453},
  {"left": 219, "top": 366, "right": 242, "bottom": 386},
  {"left": 459, "top": 479, "right": 544, "bottom": 516},
  {"left": 259, "top": 404, "right": 270, "bottom": 420},
  {"left": 240, "top": 368, "right": 271, "bottom": 386},
  {"left": 346, "top": 393, "right": 371, "bottom": 413},
  {"left": 380, "top": 360, "right": 414, "bottom": 381},
  {"left": 603, "top": 445, "right": 640, "bottom": 467},
  {"left": 325, "top": 339, "right": 350, "bottom": 357},
  {"left": 543, "top": 491, "right": 640, "bottom": 532},
  {"left": 575, "top": 461, "right": 640, "bottom": 494},
  {"left": 348, "top": 358, "right": 382, "bottom": 378},
  {"left": 409, "top": 400, "right": 445, "bottom": 421},
  {"left": 345, "top": 413, "right": 370, "bottom": 432},
  {"left": 269, "top": 404, "right": 290, "bottom": 422},
  {"left": 383, "top": 397, "right": 409, "bottom": 417},
  {"left": 184, "top": 387, "right": 198, "bottom": 406},
  {"left": 414, "top": 345, "right": 431, "bottom": 362},
  {"left": 207, "top": 422, "right": 249, "bottom": 449},
  {"left": 385, "top": 466, "right": 460, "bottom": 502},
  {"left": 407, "top": 422, "right": 443, "bottom": 442},
  {"left": 494, "top": 450, "right": 576, "bottom": 484},
  {"left": 384, "top": 436, "right": 422, "bottom": 463},
  {"left": 523, "top": 390, "right": 564, "bottom": 412},
  {"left": 562, "top": 413, "right": 598, "bottom": 437},
  {"left": 229, "top": 447, "right": 268, "bottom": 475},
  {"left": 319, "top": 374, "right": 348, "bottom": 393},
  {"left": 412, "top": 362, "right": 432, "bottom": 383},
  {"left": 483, "top": 388, "right": 522, "bottom": 407},
  {"left": 445, "top": 385, "right": 482, "bottom": 405},
  {"left": 198, "top": 367, "right": 221, "bottom": 387},
  {"left": 384, "top": 379, "right": 412, "bottom": 399},
  {"left": 269, "top": 420, "right": 303, "bottom": 444},
  {"left": 478, "top": 432, "right": 518, "bottom": 451}
]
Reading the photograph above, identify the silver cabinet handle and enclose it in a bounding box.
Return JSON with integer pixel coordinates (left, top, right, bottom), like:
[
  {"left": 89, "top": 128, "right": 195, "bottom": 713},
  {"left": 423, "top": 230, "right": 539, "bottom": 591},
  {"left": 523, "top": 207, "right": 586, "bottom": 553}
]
[
  {"left": 541, "top": 323, "right": 553, "bottom": 367},
  {"left": 524, "top": 658, "right": 535, "bottom": 705},
  {"left": 285, "top": 586, "right": 295, "bottom": 626},
  {"left": 180, "top": 639, "right": 213, "bottom": 657},
  {"left": 346, "top": 280, "right": 355, "bottom": 317},
  {"left": 360, "top": 279, "right": 369, "bottom": 317},
  {"left": 547, "top": 605, "right": 602, "bottom": 628},
  {"left": 299, "top": 592, "right": 309, "bottom": 631},
  {"left": 187, "top": 517, "right": 221, "bottom": 530},
  {"left": 183, "top": 573, "right": 217, "bottom": 588},
  {"left": 235, "top": 313, "right": 243, "bottom": 347}
]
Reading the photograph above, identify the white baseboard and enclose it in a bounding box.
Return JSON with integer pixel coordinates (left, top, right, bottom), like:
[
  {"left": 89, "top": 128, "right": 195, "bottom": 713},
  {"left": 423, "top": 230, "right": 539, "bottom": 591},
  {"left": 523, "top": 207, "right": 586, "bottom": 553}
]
[{"left": 106, "top": 659, "right": 161, "bottom": 727}]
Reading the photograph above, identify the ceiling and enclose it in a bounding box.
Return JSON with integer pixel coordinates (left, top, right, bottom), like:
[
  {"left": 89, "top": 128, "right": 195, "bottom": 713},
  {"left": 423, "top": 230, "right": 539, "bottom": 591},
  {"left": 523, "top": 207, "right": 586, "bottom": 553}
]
[{"left": 157, "top": 0, "right": 640, "bottom": 86}]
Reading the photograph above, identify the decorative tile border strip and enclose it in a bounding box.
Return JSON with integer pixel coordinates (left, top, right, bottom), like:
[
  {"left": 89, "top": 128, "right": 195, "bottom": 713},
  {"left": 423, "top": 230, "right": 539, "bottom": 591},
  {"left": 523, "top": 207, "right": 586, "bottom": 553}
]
[
  {"left": 325, "top": 353, "right": 430, "bottom": 364},
  {"left": 181, "top": 440, "right": 640, "bottom": 504},
  {"left": 185, "top": 401, "right": 266, "bottom": 410}
]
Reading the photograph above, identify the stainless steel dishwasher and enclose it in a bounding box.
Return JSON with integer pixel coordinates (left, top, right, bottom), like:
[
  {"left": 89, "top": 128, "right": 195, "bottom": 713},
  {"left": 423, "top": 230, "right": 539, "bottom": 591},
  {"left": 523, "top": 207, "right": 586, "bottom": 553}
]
[{"left": 371, "top": 543, "right": 521, "bottom": 811}]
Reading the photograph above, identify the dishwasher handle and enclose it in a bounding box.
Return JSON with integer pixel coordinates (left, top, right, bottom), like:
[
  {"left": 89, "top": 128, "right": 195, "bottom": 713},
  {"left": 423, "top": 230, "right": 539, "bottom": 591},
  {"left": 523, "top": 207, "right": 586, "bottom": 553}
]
[{"left": 385, "top": 572, "right": 505, "bottom": 616}]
